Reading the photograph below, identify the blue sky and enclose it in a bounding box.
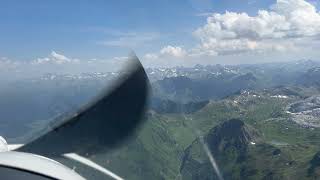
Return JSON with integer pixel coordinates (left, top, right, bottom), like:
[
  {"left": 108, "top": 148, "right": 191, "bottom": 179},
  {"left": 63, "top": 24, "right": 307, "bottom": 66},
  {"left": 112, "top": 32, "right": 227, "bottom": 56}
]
[
  {"left": 1, "top": 0, "right": 320, "bottom": 68},
  {"left": 0, "top": 0, "right": 275, "bottom": 59}
]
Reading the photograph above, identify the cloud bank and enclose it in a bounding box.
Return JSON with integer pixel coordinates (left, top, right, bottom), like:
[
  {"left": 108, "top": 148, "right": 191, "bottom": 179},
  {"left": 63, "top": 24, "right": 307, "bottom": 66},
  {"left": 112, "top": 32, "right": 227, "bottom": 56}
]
[
  {"left": 33, "top": 51, "right": 80, "bottom": 65},
  {"left": 193, "top": 0, "right": 320, "bottom": 55},
  {"left": 0, "top": 51, "right": 128, "bottom": 78},
  {"left": 143, "top": 0, "right": 320, "bottom": 65}
]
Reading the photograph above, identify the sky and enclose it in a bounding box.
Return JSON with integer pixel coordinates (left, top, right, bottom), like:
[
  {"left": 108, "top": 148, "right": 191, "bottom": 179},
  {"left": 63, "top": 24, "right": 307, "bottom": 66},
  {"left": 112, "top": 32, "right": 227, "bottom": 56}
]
[{"left": 1, "top": 0, "right": 320, "bottom": 70}]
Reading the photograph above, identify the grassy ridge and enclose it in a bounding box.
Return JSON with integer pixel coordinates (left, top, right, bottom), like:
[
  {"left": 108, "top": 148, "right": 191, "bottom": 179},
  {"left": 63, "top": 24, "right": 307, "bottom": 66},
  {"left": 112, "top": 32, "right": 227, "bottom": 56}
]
[{"left": 52, "top": 87, "right": 320, "bottom": 179}]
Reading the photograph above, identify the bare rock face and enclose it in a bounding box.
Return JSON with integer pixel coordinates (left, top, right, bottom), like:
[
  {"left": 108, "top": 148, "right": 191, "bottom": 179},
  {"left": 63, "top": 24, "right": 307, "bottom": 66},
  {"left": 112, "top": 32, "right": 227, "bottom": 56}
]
[
  {"left": 205, "top": 119, "right": 260, "bottom": 155},
  {"left": 308, "top": 152, "right": 320, "bottom": 177},
  {"left": 180, "top": 119, "right": 261, "bottom": 180}
]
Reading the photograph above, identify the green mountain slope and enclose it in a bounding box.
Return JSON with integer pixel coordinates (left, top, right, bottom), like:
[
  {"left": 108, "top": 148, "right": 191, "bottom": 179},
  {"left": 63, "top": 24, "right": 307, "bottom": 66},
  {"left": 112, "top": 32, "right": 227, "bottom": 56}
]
[{"left": 40, "top": 86, "right": 320, "bottom": 180}]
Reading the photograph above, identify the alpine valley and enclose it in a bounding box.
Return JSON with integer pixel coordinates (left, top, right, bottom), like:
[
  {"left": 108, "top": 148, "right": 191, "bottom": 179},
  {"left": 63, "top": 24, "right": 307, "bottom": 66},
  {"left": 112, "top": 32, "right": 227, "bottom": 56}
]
[{"left": 2, "top": 60, "right": 320, "bottom": 179}]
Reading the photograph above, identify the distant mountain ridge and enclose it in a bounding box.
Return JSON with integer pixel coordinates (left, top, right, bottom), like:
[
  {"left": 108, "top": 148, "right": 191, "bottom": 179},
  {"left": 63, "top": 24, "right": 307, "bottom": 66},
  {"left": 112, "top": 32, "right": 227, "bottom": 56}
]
[{"left": 2, "top": 59, "right": 320, "bottom": 141}]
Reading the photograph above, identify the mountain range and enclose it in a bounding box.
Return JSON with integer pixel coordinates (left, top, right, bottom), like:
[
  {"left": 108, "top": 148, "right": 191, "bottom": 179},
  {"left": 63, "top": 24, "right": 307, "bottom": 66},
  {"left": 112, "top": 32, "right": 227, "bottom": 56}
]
[{"left": 1, "top": 59, "right": 320, "bottom": 179}]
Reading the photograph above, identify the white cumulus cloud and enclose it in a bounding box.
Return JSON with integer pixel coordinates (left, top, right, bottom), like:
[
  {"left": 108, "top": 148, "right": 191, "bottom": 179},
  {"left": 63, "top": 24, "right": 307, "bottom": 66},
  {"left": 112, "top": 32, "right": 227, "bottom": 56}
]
[
  {"left": 142, "top": 0, "right": 320, "bottom": 66},
  {"left": 33, "top": 51, "right": 79, "bottom": 65},
  {"left": 142, "top": 46, "right": 190, "bottom": 67},
  {"left": 160, "top": 46, "right": 187, "bottom": 58},
  {"left": 193, "top": 0, "right": 320, "bottom": 56},
  {"left": 143, "top": 46, "right": 187, "bottom": 60}
]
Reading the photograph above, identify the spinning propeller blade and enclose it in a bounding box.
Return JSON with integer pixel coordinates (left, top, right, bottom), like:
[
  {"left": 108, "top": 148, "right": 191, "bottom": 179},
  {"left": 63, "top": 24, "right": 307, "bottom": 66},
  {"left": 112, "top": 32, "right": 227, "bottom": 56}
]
[{"left": 18, "top": 55, "right": 150, "bottom": 157}]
